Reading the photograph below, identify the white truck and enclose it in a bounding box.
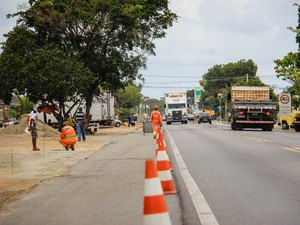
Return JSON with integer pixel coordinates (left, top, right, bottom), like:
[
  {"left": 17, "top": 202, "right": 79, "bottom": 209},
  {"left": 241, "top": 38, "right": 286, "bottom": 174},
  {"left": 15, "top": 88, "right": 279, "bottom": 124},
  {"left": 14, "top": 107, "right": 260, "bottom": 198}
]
[{"left": 164, "top": 92, "right": 188, "bottom": 125}]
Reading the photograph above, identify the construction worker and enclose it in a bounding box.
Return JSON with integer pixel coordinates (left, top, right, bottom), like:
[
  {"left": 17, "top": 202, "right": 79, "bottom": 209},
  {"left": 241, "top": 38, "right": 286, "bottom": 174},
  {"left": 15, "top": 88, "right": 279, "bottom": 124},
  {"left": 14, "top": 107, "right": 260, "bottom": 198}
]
[
  {"left": 150, "top": 105, "right": 163, "bottom": 138},
  {"left": 28, "top": 105, "right": 44, "bottom": 151},
  {"left": 59, "top": 121, "right": 77, "bottom": 150}
]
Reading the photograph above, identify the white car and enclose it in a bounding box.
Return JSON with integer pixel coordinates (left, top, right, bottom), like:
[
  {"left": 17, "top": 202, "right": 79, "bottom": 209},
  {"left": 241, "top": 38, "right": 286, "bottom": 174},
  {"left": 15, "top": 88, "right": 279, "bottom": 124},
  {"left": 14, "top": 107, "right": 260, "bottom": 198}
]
[{"left": 111, "top": 119, "right": 122, "bottom": 127}]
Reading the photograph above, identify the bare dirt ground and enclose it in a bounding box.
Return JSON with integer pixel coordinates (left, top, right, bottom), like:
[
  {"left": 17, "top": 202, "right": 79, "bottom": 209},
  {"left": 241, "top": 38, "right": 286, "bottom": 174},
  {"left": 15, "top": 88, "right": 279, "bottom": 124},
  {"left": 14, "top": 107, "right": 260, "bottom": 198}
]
[{"left": 0, "top": 117, "right": 141, "bottom": 211}]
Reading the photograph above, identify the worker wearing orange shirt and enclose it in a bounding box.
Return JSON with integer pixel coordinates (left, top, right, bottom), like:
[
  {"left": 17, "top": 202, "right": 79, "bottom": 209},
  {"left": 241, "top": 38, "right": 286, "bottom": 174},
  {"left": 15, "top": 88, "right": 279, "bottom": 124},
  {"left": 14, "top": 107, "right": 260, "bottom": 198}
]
[
  {"left": 150, "top": 105, "right": 163, "bottom": 138},
  {"left": 59, "top": 121, "right": 77, "bottom": 150}
]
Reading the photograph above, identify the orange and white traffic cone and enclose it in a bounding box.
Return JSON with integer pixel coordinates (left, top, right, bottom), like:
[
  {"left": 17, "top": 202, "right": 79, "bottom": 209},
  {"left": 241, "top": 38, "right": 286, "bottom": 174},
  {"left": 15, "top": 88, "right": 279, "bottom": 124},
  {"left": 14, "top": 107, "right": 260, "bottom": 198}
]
[
  {"left": 143, "top": 159, "right": 172, "bottom": 225},
  {"left": 156, "top": 140, "right": 167, "bottom": 155},
  {"left": 156, "top": 150, "right": 177, "bottom": 195},
  {"left": 156, "top": 127, "right": 164, "bottom": 143}
]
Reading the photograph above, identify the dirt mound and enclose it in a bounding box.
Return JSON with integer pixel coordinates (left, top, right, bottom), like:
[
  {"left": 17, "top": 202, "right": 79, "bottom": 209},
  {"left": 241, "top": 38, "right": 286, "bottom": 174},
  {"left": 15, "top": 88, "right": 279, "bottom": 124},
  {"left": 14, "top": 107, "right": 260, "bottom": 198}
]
[{"left": 1, "top": 115, "right": 60, "bottom": 138}]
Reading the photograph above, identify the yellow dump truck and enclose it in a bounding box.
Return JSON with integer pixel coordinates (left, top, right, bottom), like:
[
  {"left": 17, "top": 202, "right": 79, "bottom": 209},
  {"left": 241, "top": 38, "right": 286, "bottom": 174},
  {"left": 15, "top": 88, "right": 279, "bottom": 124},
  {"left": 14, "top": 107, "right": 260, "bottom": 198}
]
[{"left": 279, "top": 108, "right": 294, "bottom": 130}]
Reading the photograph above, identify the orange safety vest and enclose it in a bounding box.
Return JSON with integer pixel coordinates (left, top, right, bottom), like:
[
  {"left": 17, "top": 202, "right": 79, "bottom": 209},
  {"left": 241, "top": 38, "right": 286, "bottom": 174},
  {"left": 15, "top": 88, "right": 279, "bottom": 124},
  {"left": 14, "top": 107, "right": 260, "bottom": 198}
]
[
  {"left": 151, "top": 110, "right": 162, "bottom": 125},
  {"left": 60, "top": 125, "right": 77, "bottom": 139}
]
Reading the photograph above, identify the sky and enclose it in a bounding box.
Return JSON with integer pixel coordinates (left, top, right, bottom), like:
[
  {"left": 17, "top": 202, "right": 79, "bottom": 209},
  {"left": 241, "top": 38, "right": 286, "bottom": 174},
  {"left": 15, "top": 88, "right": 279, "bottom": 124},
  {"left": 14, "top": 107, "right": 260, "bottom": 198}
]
[{"left": 0, "top": 0, "right": 298, "bottom": 99}]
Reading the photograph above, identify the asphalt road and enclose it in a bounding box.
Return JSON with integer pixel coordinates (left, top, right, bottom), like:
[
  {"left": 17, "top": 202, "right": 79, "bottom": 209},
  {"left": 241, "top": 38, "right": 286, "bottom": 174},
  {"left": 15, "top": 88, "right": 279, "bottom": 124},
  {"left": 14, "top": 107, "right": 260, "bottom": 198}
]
[{"left": 166, "top": 122, "right": 300, "bottom": 225}]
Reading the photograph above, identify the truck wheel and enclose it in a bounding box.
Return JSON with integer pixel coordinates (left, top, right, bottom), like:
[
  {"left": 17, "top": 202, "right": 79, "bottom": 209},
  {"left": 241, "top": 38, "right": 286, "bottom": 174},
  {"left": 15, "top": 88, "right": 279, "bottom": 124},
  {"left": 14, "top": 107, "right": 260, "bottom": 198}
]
[
  {"left": 115, "top": 122, "right": 121, "bottom": 127},
  {"left": 166, "top": 122, "right": 171, "bottom": 125},
  {"left": 231, "top": 123, "right": 237, "bottom": 130},
  {"left": 294, "top": 126, "right": 300, "bottom": 132},
  {"left": 281, "top": 121, "right": 289, "bottom": 130}
]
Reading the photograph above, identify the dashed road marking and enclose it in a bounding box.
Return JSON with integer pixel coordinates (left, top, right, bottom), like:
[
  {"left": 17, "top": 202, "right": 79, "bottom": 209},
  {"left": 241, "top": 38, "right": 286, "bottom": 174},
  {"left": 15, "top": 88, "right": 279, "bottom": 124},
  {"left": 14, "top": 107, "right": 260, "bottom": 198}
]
[
  {"left": 244, "top": 136, "right": 272, "bottom": 143},
  {"left": 166, "top": 130, "right": 220, "bottom": 225},
  {"left": 282, "top": 147, "right": 300, "bottom": 153}
]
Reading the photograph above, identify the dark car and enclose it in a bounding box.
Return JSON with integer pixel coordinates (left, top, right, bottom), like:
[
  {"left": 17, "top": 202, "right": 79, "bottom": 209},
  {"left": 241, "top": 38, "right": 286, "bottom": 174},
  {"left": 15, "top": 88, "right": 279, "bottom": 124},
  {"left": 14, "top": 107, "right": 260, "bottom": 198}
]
[{"left": 198, "top": 112, "right": 212, "bottom": 124}]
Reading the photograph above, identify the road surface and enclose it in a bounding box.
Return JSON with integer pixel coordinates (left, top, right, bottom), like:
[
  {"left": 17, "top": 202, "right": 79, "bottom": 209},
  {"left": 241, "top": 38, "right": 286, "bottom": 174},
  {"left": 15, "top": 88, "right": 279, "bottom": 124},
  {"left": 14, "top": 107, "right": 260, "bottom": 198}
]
[{"left": 166, "top": 122, "right": 300, "bottom": 225}]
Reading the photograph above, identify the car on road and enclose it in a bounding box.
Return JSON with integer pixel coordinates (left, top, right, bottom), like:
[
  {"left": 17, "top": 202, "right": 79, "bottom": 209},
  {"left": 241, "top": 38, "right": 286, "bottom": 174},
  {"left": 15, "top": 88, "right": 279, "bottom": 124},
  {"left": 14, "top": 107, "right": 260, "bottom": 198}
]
[
  {"left": 111, "top": 119, "right": 122, "bottom": 127},
  {"left": 198, "top": 112, "right": 212, "bottom": 124}
]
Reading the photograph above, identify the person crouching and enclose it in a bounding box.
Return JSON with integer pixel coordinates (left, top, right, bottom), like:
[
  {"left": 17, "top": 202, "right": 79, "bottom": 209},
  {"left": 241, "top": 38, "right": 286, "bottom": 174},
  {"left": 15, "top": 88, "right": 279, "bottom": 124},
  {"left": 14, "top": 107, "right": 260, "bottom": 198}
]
[{"left": 59, "top": 121, "right": 77, "bottom": 151}]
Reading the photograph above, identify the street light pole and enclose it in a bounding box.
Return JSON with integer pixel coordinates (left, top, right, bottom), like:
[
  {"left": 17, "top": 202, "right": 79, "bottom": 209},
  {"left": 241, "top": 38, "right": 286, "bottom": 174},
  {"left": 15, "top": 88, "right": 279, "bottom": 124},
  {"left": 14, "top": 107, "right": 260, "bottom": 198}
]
[{"left": 218, "top": 93, "right": 223, "bottom": 122}]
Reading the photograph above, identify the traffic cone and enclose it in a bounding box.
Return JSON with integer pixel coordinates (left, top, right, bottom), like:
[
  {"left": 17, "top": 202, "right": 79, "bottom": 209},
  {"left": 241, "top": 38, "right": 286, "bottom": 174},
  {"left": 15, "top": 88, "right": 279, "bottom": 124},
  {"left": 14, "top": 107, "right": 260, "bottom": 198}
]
[
  {"left": 156, "top": 151, "right": 177, "bottom": 195},
  {"left": 156, "top": 127, "right": 164, "bottom": 143},
  {"left": 143, "top": 159, "right": 172, "bottom": 225},
  {"left": 156, "top": 139, "right": 168, "bottom": 156}
]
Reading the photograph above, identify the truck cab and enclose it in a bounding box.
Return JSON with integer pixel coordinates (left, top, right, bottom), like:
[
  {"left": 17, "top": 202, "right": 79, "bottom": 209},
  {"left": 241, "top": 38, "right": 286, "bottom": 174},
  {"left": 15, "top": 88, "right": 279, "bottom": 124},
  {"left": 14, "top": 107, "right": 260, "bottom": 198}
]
[{"left": 164, "top": 92, "right": 188, "bottom": 125}]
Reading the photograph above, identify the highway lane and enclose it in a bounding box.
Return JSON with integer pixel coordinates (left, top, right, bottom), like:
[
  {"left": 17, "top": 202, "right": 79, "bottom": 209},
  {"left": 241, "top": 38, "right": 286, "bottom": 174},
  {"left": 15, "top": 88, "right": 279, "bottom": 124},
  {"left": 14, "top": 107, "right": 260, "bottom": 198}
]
[{"left": 166, "top": 122, "right": 300, "bottom": 225}]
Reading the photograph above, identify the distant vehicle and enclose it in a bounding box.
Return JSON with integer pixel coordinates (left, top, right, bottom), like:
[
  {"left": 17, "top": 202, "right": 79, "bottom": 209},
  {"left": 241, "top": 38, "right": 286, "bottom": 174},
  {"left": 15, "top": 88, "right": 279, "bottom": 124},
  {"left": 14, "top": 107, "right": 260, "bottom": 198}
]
[
  {"left": 187, "top": 113, "right": 194, "bottom": 121},
  {"left": 111, "top": 119, "right": 122, "bottom": 127},
  {"left": 231, "top": 86, "right": 276, "bottom": 131},
  {"left": 292, "top": 111, "right": 300, "bottom": 132},
  {"left": 279, "top": 107, "right": 300, "bottom": 130},
  {"left": 198, "top": 112, "right": 212, "bottom": 124},
  {"left": 164, "top": 92, "right": 188, "bottom": 125}
]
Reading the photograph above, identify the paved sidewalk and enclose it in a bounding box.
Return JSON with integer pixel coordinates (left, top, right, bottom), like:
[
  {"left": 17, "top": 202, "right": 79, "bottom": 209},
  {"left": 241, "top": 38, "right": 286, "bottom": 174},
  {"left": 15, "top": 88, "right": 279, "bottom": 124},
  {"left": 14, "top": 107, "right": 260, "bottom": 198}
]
[{"left": 0, "top": 130, "right": 182, "bottom": 225}]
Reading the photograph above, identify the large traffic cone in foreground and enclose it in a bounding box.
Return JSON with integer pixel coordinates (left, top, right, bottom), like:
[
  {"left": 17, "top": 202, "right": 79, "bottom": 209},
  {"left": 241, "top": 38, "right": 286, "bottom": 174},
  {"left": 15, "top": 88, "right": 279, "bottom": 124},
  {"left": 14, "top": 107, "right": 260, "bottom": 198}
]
[
  {"left": 143, "top": 159, "right": 172, "bottom": 225},
  {"left": 157, "top": 151, "right": 177, "bottom": 195}
]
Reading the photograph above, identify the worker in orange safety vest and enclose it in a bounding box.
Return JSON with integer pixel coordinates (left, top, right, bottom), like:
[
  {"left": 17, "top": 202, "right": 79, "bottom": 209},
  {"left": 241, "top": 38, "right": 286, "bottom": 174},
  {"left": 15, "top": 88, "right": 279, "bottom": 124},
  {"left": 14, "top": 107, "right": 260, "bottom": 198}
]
[
  {"left": 150, "top": 105, "right": 163, "bottom": 139},
  {"left": 59, "top": 121, "right": 77, "bottom": 150}
]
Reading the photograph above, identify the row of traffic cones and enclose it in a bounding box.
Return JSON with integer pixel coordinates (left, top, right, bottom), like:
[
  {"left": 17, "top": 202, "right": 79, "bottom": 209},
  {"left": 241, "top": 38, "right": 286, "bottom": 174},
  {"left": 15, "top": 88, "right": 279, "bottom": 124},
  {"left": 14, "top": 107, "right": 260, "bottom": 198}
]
[{"left": 143, "top": 126, "right": 176, "bottom": 225}]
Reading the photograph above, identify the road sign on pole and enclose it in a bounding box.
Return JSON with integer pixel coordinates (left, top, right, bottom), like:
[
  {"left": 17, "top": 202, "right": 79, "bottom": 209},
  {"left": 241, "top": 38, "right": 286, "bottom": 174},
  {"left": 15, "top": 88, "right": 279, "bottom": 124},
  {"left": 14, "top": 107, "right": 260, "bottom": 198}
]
[
  {"left": 278, "top": 93, "right": 291, "bottom": 117},
  {"left": 194, "top": 87, "right": 201, "bottom": 109}
]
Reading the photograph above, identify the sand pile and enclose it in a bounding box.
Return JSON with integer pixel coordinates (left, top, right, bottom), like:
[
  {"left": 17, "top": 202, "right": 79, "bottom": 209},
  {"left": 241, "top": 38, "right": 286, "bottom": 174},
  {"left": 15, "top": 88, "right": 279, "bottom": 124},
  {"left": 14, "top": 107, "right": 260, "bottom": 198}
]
[{"left": 1, "top": 115, "right": 60, "bottom": 138}]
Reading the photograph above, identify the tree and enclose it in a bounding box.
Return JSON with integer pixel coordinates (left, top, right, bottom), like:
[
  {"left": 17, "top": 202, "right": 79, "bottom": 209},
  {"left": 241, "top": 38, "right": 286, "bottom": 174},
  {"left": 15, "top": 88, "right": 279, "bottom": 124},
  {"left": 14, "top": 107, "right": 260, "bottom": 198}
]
[
  {"left": 115, "top": 84, "right": 143, "bottom": 121},
  {"left": 144, "top": 97, "right": 164, "bottom": 115},
  {"left": 8, "top": 95, "right": 34, "bottom": 119},
  {"left": 2, "top": 0, "right": 178, "bottom": 124},
  {"left": 199, "top": 59, "right": 258, "bottom": 108},
  {"left": 0, "top": 26, "right": 94, "bottom": 127},
  {"left": 274, "top": 52, "right": 300, "bottom": 96},
  {"left": 274, "top": 4, "right": 300, "bottom": 97}
]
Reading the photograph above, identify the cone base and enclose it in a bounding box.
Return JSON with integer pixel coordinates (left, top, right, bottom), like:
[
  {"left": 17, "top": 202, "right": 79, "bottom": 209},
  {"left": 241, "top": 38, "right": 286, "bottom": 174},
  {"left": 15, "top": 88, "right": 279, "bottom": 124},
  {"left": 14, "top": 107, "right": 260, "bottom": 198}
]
[{"left": 163, "top": 190, "right": 178, "bottom": 195}]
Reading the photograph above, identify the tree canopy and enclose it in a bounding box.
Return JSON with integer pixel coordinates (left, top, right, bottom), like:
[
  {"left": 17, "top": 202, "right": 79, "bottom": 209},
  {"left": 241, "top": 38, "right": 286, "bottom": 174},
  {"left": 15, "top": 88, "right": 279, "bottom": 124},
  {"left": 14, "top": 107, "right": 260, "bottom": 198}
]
[
  {"left": 274, "top": 4, "right": 300, "bottom": 98},
  {"left": 0, "top": 0, "right": 178, "bottom": 125},
  {"left": 199, "top": 59, "right": 258, "bottom": 108}
]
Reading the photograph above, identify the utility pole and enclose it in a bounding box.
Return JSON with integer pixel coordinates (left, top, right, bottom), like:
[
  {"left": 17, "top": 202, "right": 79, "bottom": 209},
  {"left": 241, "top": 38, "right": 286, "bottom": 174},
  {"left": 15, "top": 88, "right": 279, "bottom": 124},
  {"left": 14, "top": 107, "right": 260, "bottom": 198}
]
[{"left": 297, "top": 5, "right": 300, "bottom": 52}]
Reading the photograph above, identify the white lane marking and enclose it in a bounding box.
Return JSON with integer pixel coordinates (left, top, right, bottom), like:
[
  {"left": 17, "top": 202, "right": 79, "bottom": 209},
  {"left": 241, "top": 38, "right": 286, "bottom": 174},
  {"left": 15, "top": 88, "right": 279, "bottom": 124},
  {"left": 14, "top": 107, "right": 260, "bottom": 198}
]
[
  {"left": 282, "top": 147, "right": 300, "bottom": 153},
  {"left": 165, "top": 130, "right": 220, "bottom": 225}
]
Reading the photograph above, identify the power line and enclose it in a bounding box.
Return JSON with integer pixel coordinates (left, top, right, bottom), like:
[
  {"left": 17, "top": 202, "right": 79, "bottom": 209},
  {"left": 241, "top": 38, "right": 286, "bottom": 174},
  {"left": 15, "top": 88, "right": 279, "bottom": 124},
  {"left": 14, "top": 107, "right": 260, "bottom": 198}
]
[
  {"left": 142, "top": 74, "right": 279, "bottom": 79},
  {"left": 147, "top": 60, "right": 275, "bottom": 66},
  {"left": 142, "top": 85, "right": 197, "bottom": 89}
]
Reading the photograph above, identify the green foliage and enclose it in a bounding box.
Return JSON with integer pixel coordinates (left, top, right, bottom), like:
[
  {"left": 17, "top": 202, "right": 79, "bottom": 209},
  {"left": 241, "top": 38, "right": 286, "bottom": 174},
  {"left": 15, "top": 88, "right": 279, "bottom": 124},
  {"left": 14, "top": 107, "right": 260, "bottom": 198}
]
[
  {"left": 115, "top": 84, "right": 143, "bottom": 110},
  {"left": 1, "top": 0, "right": 178, "bottom": 124},
  {"left": 8, "top": 95, "right": 34, "bottom": 119},
  {"left": 200, "top": 59, "right": 258, "bottom": 108},
  {"left": 144, "top": 98, "right": 164, "bottom": 114},
  {"left": 274, "top": 52, "right": 300, "bottom": 96}
]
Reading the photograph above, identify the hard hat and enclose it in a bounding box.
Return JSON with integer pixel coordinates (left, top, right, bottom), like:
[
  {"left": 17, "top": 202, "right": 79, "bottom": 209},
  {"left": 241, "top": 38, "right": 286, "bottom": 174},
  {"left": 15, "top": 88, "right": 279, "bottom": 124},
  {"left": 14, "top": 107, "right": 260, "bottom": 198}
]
[{"left": 154, "top": 105, "right": 159, "bottom": 109}]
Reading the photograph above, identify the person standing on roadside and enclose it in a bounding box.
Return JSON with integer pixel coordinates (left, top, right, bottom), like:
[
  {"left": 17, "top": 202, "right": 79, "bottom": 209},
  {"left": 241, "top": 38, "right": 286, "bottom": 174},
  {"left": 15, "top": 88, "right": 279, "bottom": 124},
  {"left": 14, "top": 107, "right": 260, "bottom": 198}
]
[
  {"left": 59, "top": 121, "right": 77, "bottom": 150},
  {"left": 28, "top": 105, "right": 44, "bottom": 151},
  {"left": 75, "top": 107, "right": 86, "bottom": 141},
  {"left": 127, "top": 114, "right": 132, "bottom": 127},
  {"left": 150, "top": 105, "right": 163, "bottom": 139}
]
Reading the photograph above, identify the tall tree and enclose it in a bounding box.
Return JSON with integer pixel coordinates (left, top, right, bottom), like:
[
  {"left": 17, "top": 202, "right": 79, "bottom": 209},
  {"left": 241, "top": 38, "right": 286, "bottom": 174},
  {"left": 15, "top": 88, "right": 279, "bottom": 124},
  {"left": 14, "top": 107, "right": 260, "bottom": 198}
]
[
  {"left": 0, "top": 26, "right": 94, "bottom": 126},
  {"left": 115, "top": 84, "right": 143, "bottom": 121},
  {"left": 199, "top": 59, "right": 258, "bottom": 108},
  {"left": 275, "top": 3, "right": 300, "bottom": 97},
  {"left": 1, "top": 0, "right": 178, "bottom": 123}
]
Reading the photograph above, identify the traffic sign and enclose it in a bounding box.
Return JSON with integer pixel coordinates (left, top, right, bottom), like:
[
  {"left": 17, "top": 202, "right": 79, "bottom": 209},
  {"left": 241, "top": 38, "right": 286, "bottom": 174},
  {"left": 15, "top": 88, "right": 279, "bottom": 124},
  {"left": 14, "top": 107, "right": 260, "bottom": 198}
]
[{"left": 279, "top": 93, "right": 290, "bottom": 105}]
